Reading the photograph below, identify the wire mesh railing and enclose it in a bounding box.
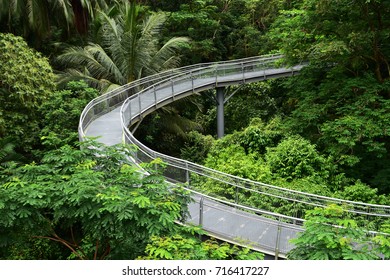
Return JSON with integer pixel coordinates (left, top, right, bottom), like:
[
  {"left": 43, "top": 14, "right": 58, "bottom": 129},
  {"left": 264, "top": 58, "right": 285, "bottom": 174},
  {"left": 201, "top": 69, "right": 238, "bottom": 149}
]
[
  {"left": 186, "top": 191, "right": 304, "bottom": 258},
  {"left": 118, "top": 57, "right": 390, "bottom": 219},
  {"left": 79, "top": 54, "right": 390, "bottom": 255},
  {"left": 78, "top": 53, "right": 284, "bottom": 140}
]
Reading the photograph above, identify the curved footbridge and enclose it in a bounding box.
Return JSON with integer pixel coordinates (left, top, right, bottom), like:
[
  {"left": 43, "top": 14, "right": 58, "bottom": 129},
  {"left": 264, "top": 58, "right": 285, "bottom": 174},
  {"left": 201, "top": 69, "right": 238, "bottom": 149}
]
[{"left": 79, "top": 54, "right": 390, "bottom": 259}]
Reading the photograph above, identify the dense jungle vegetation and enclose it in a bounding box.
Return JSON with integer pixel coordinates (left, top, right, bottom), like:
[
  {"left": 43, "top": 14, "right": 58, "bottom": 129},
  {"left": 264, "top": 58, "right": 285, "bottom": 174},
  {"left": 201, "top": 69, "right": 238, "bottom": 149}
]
[{"left": 0, "top": 0, "right": 390, "bottom": 260}]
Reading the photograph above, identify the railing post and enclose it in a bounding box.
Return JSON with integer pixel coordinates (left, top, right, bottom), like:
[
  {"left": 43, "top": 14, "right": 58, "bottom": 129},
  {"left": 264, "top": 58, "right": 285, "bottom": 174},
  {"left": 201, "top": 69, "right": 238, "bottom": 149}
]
[
  {"left": 153, "top": 151, "right": 158, "bottom": 173},
  {"left": 138, "top": 94, "right": 141, "bottom": 116},
  {"left": 134, "top": 145, "right": 138, "bottom": 163},
  {"left": 275, "top": 217, "right": 282, "bottom": 260},
  {"left": 154, "top": 85, "right": 157, "bottom": 109},
  {"left": 215, "top": 66, "right": 218, "bottom": 86},
  {"left": 242, "top": 62, "right": 245, "bottom": 82},
  {"left": 191, "top": 71, "right": 194, "bottom": 92},
  {"left": 235, "top": 185, "right": 239, "bottom": 206},
  {"left": 199, "top": 196, "right": 204, "bottom": 227},
  {"left": 171, "top": 78, "right": 174, "bottom": 98},
  {"left": 185, "top": 162, "right": 190, "bottom": 186}
]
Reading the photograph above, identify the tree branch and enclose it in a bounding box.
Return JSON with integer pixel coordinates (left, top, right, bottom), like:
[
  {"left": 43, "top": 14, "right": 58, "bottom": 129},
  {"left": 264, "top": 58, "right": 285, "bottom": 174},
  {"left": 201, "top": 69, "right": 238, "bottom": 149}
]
[
  {"left": 94, "top": 240, "right": 99, "bottom": 260},
  {"left": 32, "top": 235, "right": 86, "bottom": 260}
]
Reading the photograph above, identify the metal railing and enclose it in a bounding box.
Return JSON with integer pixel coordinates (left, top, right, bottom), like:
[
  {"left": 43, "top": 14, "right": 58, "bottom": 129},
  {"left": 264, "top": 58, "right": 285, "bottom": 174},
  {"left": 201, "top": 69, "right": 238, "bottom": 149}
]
[
  {"left": 79, "top": 54, "right": 390, "bottom": 256},
  {"left": 78, "top": 54, "right": 284, "bottom": 140},
  {"left": 185, "top": 189, "right": 304, "bottom": 258},
  {"left": 118, "top": 57, "right": 390, "bottom": 217}
]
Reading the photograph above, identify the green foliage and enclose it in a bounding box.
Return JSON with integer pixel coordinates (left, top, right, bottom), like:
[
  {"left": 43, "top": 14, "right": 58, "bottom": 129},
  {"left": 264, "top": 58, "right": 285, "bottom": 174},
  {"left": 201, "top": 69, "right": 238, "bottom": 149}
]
[
  {"left": 180, "top": 131, "right": 215, "bottom": 164},
  {"left": 280, "top": 67, "right": 390, "bottom": 190},
  {"left": 161, "top": 0, "right": 292, "bottom": 63},
  {"left": 265, "top": 135, "right": 331, "bottom": 181},
  {"left": 334, "top": 181, "right": 387, "bottom": 205},
  {"left": 270, "top": 0, "right": 390, "bottom": 77},
  {"left": 57, "top": 1, "right": 190, "bottom": 91},
  {"left": 269, "top": 0, "right": 390, "bottom": 192},
  {"left": 198, "top": 116, "right": 284, "bottom": 158},
  {"left": 287, "top": 205, "right": 384, "bottom": 260},
  {"left": 189, "top": 119, "right": 389, "bottom": 220},
  {"left": 319, "top": 75, "right": 390, "bottom": 159},
  {"left": 0, "top": 33, "right": 55, "bottom": 105},
  {"left": 2, "top": 238, "right": 66, "bottom": 260},
  {"left": 162, "top": 0, "right": 222, "bottom": 63},
  {"left": 372, "top": 222, "right": 390, "bottom": 260},
  {"left": 0, "top": 0, "right": 111, "bottom": 44},
  {"left": 189, "top": 133, "right": 274, "bottom": 207},
  {"left": 1, "top": 0, "right": 389, "bottom": 261},
  {"left": 206, "top": 144, "right": 270, "bottom": 182},
  {"left": 196, "top": 82, "right": 282, "bottom": 136},
  {"left": 0, "top": 33, "right": 56, "bottom": 154},
  {"left": 0, "top": 140, "right": 191, "bottom": 259},
  {"left": 139, "top": 227, "right": 264, "bottom": 260},
  {"left": 39, "top": 80, "right": 99, "bottom": 149},
  {"left": 223, "top": 82, "right": 279, "bottom": 133},
  {"left": 0, "top": 137, "right": 25, "bottom": 169},
  {"left": 238, "top": 117, "right": 283, "bottom": 155}
]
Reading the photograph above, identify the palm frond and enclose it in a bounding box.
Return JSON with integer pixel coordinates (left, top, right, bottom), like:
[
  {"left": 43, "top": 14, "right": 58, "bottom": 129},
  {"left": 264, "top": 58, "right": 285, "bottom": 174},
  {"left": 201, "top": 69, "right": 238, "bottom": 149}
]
[
  {"left": 0, "top": 137, "right": 25, "bottom": 167},
  {"left": 123, "top": 0, "right": 139, "bottom": 34},
  {"left": 98, "top": 9, "right": 121, "bottom": 41},
  {"left": 156, "top": 109, "right": 203, "bottom": 138},
  {"left": 141, "top": 12, "right": 166, "bottom": 37},
  {"left": 57, "top": 68, "right": 118, "bottom": 92},
  {"left": 58, "top": 2, "right": 187, "bottom": 88},
  {"left": 50, "top": 0, "right": 74, "bottom": 25},
  {"left": 57, "top": 43, "right": 124, "bottom": 84},
  {"left": 57, "top": 45, "right": 100, "bottom": 68},
  {"left": 148, "top": 37, "right": 190, "bottom": 74},
  {"left": 129, "top": 32, "right": 155, "bottom": 80},
  {"left": 86, "top": 44, "right": 125, "bottom": 84},
  {"left": 27, "top": 0, "right": 50, "bottom": 36}
]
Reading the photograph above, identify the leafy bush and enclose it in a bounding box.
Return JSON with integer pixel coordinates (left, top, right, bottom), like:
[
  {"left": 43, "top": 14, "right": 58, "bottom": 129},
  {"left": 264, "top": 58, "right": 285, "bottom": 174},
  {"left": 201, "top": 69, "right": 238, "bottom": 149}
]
[
  {"left": 139, "top": 227, "right": 264, "bottom": 260},
  {"left": 265, "top": 136, "right": 331, "bottom": 181},
  {"left": 0, "top": 140, "right": 191, "bottom": 260},
  {"left": 39, "top": 81, "right": 99, "bottom": 149},
  {"left": 180, "top": 131, "right": 215, "bottom": 164},
  {"left": 238, "top": 117, "right": 284, "bottom": 155},
  {"left": 287, "top": 204, "right": 388, "bottom": 260},
  {"left": 0, "top": 33, "right": 56, "bottom": 153}
]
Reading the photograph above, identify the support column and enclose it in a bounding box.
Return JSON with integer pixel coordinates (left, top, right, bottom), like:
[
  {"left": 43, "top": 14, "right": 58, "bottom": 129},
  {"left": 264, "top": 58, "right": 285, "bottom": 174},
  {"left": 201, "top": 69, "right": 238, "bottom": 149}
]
[{"left": 216, "top": 87, "right": 225, "bottom": 139}]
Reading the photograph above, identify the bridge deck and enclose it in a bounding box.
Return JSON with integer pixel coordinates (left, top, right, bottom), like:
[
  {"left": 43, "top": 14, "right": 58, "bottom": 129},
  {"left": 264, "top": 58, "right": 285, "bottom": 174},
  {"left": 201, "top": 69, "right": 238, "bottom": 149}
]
[
  {"left": 81, "top": 55, "right": 390, "bottom": 258},
  {"left": 84, "top": 64, "right": 304, "bottom": 258}
]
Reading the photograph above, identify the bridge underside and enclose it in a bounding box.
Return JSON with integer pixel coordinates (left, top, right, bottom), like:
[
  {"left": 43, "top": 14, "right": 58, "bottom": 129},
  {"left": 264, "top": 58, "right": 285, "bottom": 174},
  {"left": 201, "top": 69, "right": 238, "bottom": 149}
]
[{"left": 80, "top": 56, "right": 389, "bottom": 259}]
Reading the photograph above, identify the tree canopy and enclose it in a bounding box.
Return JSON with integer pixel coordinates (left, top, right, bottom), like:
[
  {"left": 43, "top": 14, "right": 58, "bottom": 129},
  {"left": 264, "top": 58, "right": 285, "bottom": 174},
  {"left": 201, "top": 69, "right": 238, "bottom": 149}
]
[
  {"left": 1, "top": 0, "right": 390, "bottom": 260},
  {"left": 0, "top": 140, "right": 191, "bottom": 259},
  {"left": 0, "top": 33, "right": 56, "bottom": 154},
  {"left": 287, "top": 204, "right": 390, "bottom": 260},
  {"left": 57, "top": 1, "right": 190, "bottom": 91}
]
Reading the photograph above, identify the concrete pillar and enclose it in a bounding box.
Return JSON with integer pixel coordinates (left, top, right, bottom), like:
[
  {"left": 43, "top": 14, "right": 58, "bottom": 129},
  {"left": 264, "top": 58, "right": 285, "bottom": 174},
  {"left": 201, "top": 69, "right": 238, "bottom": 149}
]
[{"left": 216, "top": 87, "right": 225, "bottom": 139}]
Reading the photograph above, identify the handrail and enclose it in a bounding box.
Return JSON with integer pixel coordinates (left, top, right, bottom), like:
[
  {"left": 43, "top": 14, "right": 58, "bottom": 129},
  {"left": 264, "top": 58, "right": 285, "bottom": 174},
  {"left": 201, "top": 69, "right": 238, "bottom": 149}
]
[
  {"left": 79, "top": 54, "right": 390, "bottom": 228},
  {"left": 78, "top": 53, "right": 284, "bottom": 140}
]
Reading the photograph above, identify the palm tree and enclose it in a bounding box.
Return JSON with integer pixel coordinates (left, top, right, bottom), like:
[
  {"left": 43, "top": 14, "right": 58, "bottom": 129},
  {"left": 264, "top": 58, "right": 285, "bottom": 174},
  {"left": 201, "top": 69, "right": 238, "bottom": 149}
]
[
  {"left": 0, "top": 137, "right": 25, "bottom": 169},
  {"left": 0, "top": 0, "right": 52, "bottom": 38},
  {"left": 0, "top": 0, "right": 110, "bottom": 40},
  {"left": 58, "top": 1, "right": 199, "bottom": 152},
  {"left": 57, "top": 1, "right": 190, "bottom": 91}
]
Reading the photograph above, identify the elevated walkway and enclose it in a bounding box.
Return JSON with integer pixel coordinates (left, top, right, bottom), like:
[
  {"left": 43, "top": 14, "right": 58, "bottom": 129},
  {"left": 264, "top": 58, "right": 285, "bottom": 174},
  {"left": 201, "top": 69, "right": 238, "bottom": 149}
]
[{"left": 80, "top": 55, "right": 390, "bottom": 258}]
